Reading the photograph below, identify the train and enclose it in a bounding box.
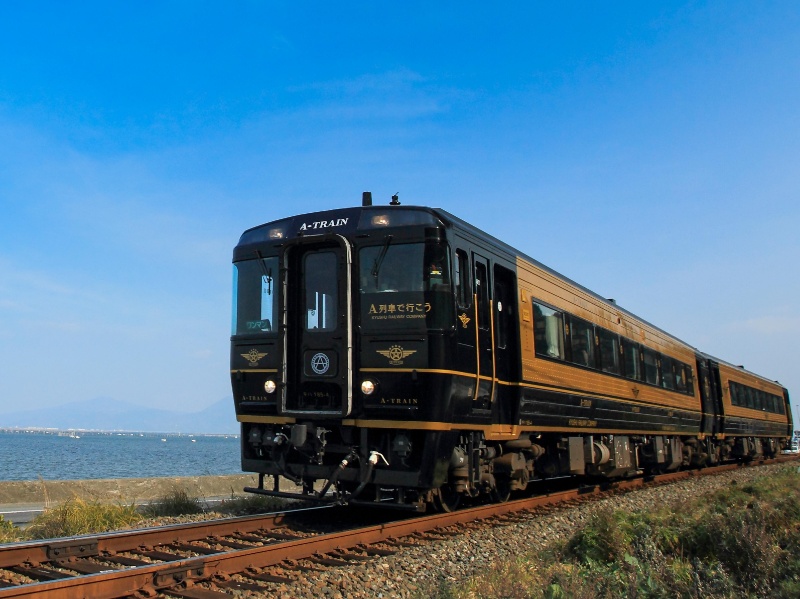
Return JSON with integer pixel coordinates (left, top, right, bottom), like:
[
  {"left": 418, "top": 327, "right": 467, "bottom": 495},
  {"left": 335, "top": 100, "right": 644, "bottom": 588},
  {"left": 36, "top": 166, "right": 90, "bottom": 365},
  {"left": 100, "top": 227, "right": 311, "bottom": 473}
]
[{"left": 230, "top": 193, "right": 793, "bottom": 512}]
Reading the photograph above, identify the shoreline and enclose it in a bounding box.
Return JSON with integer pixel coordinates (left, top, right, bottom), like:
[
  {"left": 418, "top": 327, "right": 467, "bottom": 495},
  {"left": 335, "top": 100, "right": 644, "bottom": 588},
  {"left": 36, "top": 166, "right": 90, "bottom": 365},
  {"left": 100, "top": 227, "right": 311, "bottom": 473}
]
[{"left": 0, "top": 474, "right": 261, "bottom": 509}]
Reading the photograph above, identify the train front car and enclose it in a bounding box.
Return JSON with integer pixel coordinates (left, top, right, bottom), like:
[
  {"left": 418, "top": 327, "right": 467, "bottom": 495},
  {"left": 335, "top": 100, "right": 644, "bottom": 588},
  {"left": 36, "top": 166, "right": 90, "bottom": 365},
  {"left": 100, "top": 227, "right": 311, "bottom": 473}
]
[{"left": 231, "top": 203, "right": 460, "bottom": 511}]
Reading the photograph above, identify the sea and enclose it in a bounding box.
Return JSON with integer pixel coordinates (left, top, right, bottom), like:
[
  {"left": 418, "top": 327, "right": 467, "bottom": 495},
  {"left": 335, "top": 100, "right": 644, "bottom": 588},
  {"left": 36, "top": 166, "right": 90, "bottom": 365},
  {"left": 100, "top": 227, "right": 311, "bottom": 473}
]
[{"left": 0, "top": 430, "right": 242, "bottom": 481}]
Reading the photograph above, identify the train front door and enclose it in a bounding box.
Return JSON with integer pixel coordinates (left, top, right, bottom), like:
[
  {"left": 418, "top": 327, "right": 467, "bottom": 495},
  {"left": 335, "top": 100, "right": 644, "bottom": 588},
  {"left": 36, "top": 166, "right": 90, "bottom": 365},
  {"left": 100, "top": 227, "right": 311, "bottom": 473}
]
[{"left": 279, "top": 237, "right": 353, "bottom": 417}]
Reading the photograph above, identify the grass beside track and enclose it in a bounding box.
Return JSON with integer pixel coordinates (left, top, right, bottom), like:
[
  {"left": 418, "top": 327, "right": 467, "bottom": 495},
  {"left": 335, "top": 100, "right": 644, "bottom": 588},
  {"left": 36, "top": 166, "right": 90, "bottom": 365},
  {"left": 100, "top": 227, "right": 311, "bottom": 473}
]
[
  {"left": 0, "top": 489, "right": 289, "bottom": 543},
  {"left": 432, "top": 464, "right": 800, "bottom": 599}
]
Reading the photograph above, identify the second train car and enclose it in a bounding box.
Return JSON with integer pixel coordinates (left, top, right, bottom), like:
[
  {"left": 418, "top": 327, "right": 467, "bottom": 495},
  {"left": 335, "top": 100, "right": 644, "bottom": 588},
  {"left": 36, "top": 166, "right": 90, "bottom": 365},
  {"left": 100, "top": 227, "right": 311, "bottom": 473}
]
[{"left": 230, "top": 193, "right": 792, "bottom": 511}]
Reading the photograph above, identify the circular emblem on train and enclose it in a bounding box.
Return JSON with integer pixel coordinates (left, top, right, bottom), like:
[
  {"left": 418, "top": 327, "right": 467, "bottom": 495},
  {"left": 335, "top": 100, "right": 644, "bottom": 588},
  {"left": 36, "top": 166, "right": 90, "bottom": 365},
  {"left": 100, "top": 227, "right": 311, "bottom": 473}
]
[
  {"left": 387, "top": 345, "right": 405, "bottom": 361},
  {"left": 310, "top": 352, "right": 330, "bottom": 375}
]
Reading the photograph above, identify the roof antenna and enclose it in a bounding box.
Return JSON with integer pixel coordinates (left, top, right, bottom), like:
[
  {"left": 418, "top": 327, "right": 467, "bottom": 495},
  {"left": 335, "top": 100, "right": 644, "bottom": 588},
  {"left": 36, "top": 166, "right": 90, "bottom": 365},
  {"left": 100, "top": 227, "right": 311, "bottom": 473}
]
[
  {"left": 390, "top": 193, "right": 400, "bottom": 206},
  {"left": 362, "top": 191, "right": 373, "bottom": 206}
]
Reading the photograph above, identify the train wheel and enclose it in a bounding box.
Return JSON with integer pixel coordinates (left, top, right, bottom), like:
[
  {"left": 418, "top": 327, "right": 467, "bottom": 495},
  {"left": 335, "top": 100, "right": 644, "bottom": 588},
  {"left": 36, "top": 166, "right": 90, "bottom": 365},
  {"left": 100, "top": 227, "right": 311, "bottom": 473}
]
[
  {"left": 433, "top": 484, "right": 461, "bottom": 512},
  {"left": 491, "top": 475, "right": 512, "bottom": 503}
]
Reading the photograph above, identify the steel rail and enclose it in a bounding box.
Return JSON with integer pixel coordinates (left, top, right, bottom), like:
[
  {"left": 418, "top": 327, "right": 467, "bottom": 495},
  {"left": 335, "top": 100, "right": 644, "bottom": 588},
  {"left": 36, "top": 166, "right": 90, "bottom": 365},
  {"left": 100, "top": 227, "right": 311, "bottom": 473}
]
[
  {"left": 0, "top": 456, "right": 795, "bottom": 598},
  {"left": 0, "top": 509, "right": 313, "bottom": 569}
]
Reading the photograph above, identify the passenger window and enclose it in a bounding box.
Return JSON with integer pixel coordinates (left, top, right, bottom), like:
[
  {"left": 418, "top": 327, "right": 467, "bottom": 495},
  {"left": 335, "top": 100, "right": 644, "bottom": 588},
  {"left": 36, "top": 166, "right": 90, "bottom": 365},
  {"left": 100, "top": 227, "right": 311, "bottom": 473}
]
[
  {"left": 454, "top": 250, "right": 471, "bottom": 308},
  {"left": 533, "top": 302, "right": 565, "bottom": 359},
  {"left": 730, "top": 382, "right": 740, "bottom": 406},
  {"left": 569, "top": 317, "right": 595, "bottom": 368},
  {"left": 622, "top": 339, "right": 641, "bottom": 381},
  {"left": 661, "top": 356, "right": 676, "bottom": 390},
  {"left": 597, "top": 328, "right": 620, "bottom": 374},
  {"left": 684, "top": 365, "right": 694, "bottom": 395},
  {"left": 642, "top": 348, "right": 659, "bottom": 385},
  {"left": 674, "top": 363, "right": 687, "bottom": 393},
  {"left": 745, "top": 387, "right": 755, "bottom": 409}
]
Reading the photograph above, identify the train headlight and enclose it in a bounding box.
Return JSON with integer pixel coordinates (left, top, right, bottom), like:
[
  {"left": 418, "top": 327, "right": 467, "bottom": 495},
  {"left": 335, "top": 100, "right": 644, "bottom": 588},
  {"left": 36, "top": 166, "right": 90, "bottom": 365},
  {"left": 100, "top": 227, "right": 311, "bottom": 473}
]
[
  {"left": 264, "top": 380, "right": 277, "bottom": 394},
  {"left": 361, "top": 380, "right": 376, "bottom": 395}
]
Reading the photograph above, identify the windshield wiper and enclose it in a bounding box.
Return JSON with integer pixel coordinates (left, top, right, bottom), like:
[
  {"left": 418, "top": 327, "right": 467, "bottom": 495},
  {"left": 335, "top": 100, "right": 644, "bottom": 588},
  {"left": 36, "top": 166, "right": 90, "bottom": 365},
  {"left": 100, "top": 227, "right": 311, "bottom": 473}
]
[
  {"left": 255, "top": 250, "right": 273, "bottom": 294},
  {"left": 371, "top": 235, "right": 393, "bottom": 282}
]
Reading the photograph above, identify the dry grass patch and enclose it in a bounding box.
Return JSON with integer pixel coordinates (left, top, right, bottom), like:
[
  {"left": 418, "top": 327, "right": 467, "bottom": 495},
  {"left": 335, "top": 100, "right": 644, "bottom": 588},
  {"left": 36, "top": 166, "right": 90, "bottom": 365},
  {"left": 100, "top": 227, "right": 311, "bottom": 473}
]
[
  {"left": 25, "top": 498, "right": 143, "bottom": 540},
  {"left": 0, "top": 515, "right": 22, "bottom": 544},
  {"left": 142, "top": 488, "right": 203, "bottom": 517}
]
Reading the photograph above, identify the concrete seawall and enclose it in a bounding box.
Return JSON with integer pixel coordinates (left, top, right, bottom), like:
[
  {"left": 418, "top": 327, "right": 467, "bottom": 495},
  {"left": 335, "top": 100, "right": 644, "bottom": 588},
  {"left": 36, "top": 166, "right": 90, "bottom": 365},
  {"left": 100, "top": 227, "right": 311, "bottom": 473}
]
[{"left": 0, "top": 474, "right": 261, "bottom": 509}]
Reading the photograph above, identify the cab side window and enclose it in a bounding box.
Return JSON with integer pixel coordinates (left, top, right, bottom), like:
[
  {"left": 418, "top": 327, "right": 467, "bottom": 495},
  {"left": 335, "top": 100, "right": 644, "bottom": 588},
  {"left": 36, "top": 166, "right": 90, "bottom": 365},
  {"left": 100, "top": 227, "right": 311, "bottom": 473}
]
[{"left": 454, "top": 250, "right": 471, "bottom": 308}]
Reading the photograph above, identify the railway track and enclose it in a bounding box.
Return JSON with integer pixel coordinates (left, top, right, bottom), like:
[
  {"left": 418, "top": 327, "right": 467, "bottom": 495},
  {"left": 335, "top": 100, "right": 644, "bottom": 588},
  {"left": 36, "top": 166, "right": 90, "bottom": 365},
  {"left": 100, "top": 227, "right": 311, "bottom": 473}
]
[{"left": 0, "top": 457, "right": 795, "bottom": 598}]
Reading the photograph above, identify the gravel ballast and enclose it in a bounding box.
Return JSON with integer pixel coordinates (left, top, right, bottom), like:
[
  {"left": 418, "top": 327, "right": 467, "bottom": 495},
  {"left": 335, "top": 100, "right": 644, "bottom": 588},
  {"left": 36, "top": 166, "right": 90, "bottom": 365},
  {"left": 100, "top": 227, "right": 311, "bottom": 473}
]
[{"left": 266, "top": 463, "right": 793, "bottom": 599}]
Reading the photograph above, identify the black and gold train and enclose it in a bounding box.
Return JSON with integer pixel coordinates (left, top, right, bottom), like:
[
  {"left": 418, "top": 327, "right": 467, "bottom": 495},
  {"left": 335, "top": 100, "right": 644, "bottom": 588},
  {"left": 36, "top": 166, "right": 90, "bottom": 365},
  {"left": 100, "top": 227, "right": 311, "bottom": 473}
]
[{"left": 230, "top": 194, "right": 793, "bottom": 511}]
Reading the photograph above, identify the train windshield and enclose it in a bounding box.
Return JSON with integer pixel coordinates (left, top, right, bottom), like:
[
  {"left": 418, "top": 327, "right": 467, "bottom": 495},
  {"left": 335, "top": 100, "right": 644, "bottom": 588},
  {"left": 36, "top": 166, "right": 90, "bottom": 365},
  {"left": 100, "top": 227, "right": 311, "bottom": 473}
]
[
  {"left": 232, "top": 256, "right": 279, "bottom": 335},
  {"left": 359, "top": 241, "right": 453, "bottom": 331}
]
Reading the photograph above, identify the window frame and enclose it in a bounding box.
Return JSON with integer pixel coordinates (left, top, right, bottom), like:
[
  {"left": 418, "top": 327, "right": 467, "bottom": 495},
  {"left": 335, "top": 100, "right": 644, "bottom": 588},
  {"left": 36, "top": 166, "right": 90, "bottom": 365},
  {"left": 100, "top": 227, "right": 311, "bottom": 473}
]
[
  {"left": 454, "top": 249, "right": 472, "bottom": 309},
  {"left": 568, "top": 316, "right": 596, "bottom": 368},
  {"left": 532, "top": 300, "right": 566, "bottom": 360},
  {"left": 597, "top": 327, "right": 621, "bottom": 375},
  {"left": 622, "top": 338, "right": 641, "bottom": 381},
  {"left": 642, "top": 347, "right": 660, "bottom": 386}
]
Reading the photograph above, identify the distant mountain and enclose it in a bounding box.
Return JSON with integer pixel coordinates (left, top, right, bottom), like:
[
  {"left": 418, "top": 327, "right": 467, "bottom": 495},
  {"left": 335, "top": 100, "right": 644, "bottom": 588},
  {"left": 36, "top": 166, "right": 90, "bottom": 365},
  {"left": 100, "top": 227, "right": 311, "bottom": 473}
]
[{"left": 1, "top": 397, "right": 239, "bottom": 434}]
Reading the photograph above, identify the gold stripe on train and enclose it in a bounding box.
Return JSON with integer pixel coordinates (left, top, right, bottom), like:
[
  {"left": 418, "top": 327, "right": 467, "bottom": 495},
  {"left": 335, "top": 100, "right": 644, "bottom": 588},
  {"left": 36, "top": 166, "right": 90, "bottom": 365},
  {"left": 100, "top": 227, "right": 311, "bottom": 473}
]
[{"left": 360, "top": 367, "right": 701, "bottom": 412}]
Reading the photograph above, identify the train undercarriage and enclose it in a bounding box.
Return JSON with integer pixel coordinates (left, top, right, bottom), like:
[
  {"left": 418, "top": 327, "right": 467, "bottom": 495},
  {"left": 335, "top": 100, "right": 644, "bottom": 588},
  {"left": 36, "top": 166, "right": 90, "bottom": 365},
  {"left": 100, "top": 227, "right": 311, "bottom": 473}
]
[{"left": 242, "top": 422, "right": 784, "bottom": 512}]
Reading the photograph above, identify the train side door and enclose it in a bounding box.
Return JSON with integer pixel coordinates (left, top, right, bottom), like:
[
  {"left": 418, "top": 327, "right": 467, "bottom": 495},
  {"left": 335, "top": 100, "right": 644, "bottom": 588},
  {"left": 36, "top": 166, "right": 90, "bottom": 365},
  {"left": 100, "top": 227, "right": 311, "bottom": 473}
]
[
  {"left": 279, "top": 237, "right": 353, "bottom": 417},
  {"left": 697, "top": 357, "right": 719, "bottom": 436},
  {"left": 708, "top": 360, "right": 724, "bottom": 436},
  {"left": 454, "top": 247, "right": 476, "bottom": 375},
  {"left": 493, "top": 264, "right": 519, "bottom": 421},
  {"left": 472, "top": 253, "right": 494, "bottom": 409}
]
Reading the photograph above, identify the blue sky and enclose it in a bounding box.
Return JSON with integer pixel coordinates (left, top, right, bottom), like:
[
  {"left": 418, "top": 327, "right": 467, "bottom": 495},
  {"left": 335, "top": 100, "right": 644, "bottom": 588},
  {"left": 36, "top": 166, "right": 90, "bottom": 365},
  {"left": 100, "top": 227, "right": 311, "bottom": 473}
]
[{"left": 1, "top": 2, "right": 798, "bottom": 425}]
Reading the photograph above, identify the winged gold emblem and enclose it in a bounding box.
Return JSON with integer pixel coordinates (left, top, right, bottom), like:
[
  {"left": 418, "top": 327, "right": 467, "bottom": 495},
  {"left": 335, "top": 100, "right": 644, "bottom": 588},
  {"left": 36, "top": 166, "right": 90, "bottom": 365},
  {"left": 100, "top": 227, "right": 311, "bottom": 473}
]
[
  {"left": 377, "top": 345, "right": 417, "bottom": 365},
  {"left": 458, "top": 313, "right": 471, "bottom": 328},
  {"left": 241, "top": 349, "right": 268, "bottom": 367}
]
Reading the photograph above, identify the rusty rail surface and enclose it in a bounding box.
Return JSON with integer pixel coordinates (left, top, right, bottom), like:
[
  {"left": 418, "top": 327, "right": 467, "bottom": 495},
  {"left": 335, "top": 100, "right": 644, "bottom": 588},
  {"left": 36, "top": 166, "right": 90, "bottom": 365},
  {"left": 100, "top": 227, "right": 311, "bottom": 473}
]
[{"left": 0, "top": 456, "right": 795, "bottom": 598}]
